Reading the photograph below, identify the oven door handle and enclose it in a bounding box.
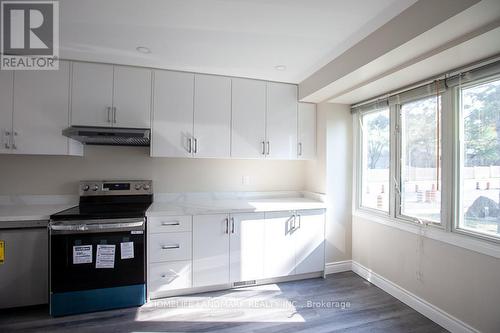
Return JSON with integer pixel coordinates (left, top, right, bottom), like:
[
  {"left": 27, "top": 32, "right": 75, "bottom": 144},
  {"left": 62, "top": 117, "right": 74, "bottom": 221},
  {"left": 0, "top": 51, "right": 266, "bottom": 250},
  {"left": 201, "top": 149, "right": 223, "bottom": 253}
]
[{"left": 49, "top": 220, "right": 144, "bottom": 234}]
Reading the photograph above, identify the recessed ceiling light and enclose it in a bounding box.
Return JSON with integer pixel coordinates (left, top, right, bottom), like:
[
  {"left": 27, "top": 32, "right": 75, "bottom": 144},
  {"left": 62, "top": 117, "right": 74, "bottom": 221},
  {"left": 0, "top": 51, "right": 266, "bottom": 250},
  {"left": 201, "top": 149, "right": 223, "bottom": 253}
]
[
  {"left": 136, "top": 46, "right": 151, "bottom": 54},
  {"left": 274, "top": 65, "right": 287, "bottom": 71}
]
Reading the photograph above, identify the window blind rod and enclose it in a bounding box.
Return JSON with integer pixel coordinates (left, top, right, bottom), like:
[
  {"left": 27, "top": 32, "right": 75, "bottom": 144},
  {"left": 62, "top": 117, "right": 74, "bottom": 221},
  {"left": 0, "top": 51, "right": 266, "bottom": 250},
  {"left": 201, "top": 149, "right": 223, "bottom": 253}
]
[{"left": 351, "top": 55, "right": 500, "bottom": 114}]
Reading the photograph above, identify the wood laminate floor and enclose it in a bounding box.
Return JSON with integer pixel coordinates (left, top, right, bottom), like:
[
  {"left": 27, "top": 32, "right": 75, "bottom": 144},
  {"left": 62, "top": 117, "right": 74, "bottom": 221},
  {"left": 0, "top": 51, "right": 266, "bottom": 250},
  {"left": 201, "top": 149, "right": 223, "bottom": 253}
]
[{"left": 0, "top": 272, "right": 447, "bottom": 333}]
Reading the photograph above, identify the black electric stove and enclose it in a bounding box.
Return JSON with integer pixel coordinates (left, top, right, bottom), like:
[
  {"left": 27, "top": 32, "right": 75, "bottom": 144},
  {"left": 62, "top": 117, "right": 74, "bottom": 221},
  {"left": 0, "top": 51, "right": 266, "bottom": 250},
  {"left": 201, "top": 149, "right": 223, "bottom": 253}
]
[
  {"left": 48, "top": 180, "right": 153, "bottom": 317},
  {"left": 51, "top": 180, "right": 153, "bottom": 221}
]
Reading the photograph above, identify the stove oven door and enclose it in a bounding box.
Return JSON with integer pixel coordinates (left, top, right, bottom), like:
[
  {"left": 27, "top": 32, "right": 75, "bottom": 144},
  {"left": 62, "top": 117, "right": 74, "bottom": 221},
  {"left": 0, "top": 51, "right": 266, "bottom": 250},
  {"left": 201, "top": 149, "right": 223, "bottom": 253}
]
[{"left": 49, "top": 218, "right": 146, "bottom": 316}]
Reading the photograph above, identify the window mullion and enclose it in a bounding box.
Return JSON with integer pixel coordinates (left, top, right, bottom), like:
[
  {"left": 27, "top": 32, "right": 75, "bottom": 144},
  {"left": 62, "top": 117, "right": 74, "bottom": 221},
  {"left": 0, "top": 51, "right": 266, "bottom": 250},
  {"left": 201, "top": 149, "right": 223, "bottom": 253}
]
[
  {"left": 441, "top": 89, "right": 454, "bottom": 232},
  {"left": 390, "top": 103, "right": 400, "bottom": 219}
]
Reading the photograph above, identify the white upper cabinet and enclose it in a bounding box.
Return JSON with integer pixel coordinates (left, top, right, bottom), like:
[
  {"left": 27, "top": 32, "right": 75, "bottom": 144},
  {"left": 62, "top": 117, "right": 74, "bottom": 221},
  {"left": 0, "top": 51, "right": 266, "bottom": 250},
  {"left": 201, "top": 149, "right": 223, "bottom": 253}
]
[
  {"left": 193, "top": 74, "right": 231, "bottom": 158},
  {"left": 231, "top": 78, "right": 267, "bottom": 159},
  {"left": 71, "top": 62, "right": 151, "bottom": 128},
  {"left": 12, "top": 61, "right": 73, "bottom": 155},
  {"left": 297, "top": 103, "right": 316, "bottom": 160},
  {"left": 112, "top": 66, "right": 152, "bottom": 128},
  {"left": 192, "top": 214, "right": 230, "bottom": 287},
  {"left": 152, "top": 70, "right": 194, "bottom": 158},
  {"left": 266, "top": 82, "right": 298, "bottom": 159},
  {"left": 229, "top": 212, "right": 265, "bottom": 282},
  {"left": 0, "top": 70, "right": 13, "bottom": 154},
  {"left": 294, "top": 209, "right": 325, "bottom": 274},
  {"left": 71, "top": 62, "right": 114, "bottom": 127}
]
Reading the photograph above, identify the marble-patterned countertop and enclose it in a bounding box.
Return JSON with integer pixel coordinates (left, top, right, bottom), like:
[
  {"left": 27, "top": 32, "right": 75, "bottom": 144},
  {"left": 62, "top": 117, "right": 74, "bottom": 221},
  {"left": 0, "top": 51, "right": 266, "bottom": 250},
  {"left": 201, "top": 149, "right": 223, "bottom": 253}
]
[
  {"left": 0, "top": 192, "right": 326, "bottom": 223},
  {"left": 146, "top": 192, "right": 326, "bottom": 217},
  {"left": 0, "top": 195, "right": 77, "bottom": 223}
]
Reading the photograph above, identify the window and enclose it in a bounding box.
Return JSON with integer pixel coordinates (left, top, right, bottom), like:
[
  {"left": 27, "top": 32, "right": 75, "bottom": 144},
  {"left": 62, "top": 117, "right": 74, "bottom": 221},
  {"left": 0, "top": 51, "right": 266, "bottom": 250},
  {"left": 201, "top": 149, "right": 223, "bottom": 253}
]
[
  {"left": 354, "top": 60, "right": 500, "bottom": 247},
  {"left": 399, "top": 96, "right": 442, "bottom": 223},
  {"left": 360, "top": 108, "right": 390, "bottom": 212},
  {"left": 459, "top": 78, "right": 500, "bottom": 238}
]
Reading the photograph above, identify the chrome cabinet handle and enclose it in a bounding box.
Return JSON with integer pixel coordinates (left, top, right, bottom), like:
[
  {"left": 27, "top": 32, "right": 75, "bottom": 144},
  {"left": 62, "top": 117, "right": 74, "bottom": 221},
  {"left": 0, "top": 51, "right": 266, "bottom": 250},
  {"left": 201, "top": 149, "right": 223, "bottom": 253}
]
[
  {"left": 106, "top": 107, "right": 111, "bottom": 123},
  {"left": 291, "top": 214, "right": 296, "bottom": 230},
  {"left": 231, "top": 217, "right": 235, "bottom": 234},
  {"left": 298, "top": 142, "right": 302, "bottom": 156},
  {"left": 225, "top": 218, "right": 229, "bottom": 234},
  {"left": 193, "top": 138, "right": 198, "bottom": 154},
  {"left": 297, "top": 214, "right": 301, "bottom": 229},
  {"left": 187, "top": 137, "right": 192, "bottom": 153},
  {"left": 261, "top": 141, "right": 265, "bottom": 155},
  {"left": 161, "top": 244, "right": 180, "bottom": 250},
  {"left": 4, "top": 130, "right": 11, "bottom": 149},
  {"left": 12, "top": 131, "right": 17, "bottom": 150},
  {"left": 113, "top": 107, "right": 117, "bottom": 123},
  {"left": 161, "top": 269, "right": 180, "bottom": 278},
  {"left": 161, "top": 221, "right": 180, "bottom": 226},
  {"left": 266, "top": 141, "right": 270, "bottom": 155}
]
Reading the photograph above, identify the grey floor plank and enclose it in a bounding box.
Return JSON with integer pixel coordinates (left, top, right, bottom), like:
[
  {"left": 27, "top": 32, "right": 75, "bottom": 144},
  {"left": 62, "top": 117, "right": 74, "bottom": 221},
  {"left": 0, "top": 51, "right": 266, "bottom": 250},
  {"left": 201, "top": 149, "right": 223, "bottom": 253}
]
[{"left": 0, "top": 272, "right": 447, "bottom": 333}]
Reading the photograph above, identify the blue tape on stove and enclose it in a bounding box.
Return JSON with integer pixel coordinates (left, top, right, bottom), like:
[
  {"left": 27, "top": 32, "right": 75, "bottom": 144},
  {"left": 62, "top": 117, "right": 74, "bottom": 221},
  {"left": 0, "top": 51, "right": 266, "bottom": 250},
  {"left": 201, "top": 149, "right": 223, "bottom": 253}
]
[{"left": 50, "top": 284, "right": 146, "bottom": 317}]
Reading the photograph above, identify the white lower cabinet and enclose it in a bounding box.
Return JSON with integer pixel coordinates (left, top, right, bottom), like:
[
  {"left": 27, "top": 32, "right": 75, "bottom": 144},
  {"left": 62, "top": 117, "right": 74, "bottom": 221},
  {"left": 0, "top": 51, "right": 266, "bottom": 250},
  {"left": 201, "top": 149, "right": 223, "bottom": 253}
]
[
  {"left": 295, "top": 209, "right": 325, "bottom": 274},
  {"left": 263, "top": 211, "right": 297, "bottom": 278},
  {"left": 149, "top": 261, "right": 192, "bottom": 295},
  {"left": 148, "top": 209, "right": 324, "bottom": 298},
  {"left": 149, "top": 232, "right": 192, "bottom": 263},
  {"left": 229, "top": 212, "right": 265, "bottom": 282},
  {"left": 192, "top": 214, "right": 230, "bottom": 287}
]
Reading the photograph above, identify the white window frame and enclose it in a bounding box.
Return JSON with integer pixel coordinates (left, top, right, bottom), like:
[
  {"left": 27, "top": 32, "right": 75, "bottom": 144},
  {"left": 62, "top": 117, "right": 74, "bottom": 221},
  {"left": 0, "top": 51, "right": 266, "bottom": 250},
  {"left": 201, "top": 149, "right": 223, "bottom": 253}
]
[
  {"left": 355, "top": 108, "right": 391, "bottom": 217},
  {"left": 394, "top": 93, "right": 448, "bottom": 229},
  {"left": 451, "top": 75, "right": 500, "bottom": 244}
]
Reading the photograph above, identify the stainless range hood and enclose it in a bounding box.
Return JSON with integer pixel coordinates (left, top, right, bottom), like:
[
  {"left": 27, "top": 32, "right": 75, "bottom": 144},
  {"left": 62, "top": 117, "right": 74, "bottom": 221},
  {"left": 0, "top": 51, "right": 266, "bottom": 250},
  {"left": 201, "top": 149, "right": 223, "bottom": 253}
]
[{"left": 62, "top": 126, "right": 150, "bottom": 146}]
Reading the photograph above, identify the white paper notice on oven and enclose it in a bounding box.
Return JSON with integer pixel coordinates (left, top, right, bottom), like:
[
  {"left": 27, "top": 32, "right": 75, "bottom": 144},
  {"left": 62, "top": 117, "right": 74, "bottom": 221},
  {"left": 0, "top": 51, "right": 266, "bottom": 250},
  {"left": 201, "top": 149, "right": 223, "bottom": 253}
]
[
  {"left": 73, "top": 245, "right": 92, "bottom": 264},
  {"left": 96, "top": 244, "right": 116, "bottom": 268},
  {"left": 120, "top": 242, "right": 134, "bottom": 259}
]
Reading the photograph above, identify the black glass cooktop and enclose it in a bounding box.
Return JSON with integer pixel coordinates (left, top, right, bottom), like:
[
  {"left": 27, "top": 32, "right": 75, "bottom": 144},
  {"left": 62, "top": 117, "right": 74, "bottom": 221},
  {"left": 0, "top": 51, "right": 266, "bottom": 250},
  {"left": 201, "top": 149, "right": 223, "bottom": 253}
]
[{"left": 50, "top": 195, "right": 153, "bottom": 221}]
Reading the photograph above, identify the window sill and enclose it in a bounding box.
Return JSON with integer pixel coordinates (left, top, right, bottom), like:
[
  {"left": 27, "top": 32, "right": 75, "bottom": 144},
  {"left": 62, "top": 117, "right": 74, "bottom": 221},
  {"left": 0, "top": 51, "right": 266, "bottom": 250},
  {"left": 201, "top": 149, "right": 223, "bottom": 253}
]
[{"left": 353, "top": 210, "right": 500, "bottom": 259}]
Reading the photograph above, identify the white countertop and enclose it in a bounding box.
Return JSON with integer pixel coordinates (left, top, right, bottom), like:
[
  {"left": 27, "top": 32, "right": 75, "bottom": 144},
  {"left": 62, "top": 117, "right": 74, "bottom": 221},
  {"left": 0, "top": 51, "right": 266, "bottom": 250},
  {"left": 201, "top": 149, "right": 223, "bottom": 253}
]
[
  {"left": 0, "top": 195, "right": 77, "bottom": 223},
  {"left": 0, "top": 192, "right": 326, "bottom": 223},
  {"left": 0, "top": 204, "right": 76, "bottom": 223},
  {"left": 146, "top": 196, "right": 326, "bottom": 217}
]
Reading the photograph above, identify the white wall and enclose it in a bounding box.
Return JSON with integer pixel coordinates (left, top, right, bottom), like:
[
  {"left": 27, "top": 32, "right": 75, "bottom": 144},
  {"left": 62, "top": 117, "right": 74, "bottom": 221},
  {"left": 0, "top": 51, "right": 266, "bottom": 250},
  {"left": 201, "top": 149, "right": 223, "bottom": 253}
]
[
  {"left": 0, "top": 146, "right": 306, "bottom": 195},
  {"left": 306, "top": 103, "right": 352, "bottom": 263},
  {"left": 353, "top": 215, "right": 500, "bottom": 333}
]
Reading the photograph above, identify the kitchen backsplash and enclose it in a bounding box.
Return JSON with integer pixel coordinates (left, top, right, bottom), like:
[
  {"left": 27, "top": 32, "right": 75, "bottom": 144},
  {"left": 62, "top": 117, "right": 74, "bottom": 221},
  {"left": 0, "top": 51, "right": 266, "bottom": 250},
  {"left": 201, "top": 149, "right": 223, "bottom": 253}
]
[{"left": 0, "top": 145, "right": 306, "bottom": 195}]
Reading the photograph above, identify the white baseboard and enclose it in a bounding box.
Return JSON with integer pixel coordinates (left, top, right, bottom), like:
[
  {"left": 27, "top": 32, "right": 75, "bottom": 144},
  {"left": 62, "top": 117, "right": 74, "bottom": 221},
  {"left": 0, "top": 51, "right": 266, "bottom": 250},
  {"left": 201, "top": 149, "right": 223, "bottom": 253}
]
[
  {"left": 325, "top": 260, "right": 353, "bottom": 274},
  {"left": 351, "top": 261, "right": 479, "bottom": 333}
]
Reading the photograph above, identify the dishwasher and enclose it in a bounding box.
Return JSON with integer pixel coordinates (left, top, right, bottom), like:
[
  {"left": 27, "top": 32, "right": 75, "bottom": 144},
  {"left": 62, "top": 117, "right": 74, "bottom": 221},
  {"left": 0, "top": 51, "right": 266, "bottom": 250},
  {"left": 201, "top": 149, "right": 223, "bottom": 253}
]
[{"left": 0, "top": 220, "right": 48, "bottom": 309}]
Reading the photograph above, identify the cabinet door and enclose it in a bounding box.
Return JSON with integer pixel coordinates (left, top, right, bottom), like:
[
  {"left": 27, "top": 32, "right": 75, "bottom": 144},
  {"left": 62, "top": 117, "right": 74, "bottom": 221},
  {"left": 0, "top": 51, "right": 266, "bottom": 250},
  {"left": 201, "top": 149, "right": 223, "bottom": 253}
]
[
  {"left": 193, "top": 214, "right": 230, "bottom": 287},
  {"left": 298, "top": 103, "right": 316, "bottom": 160},
  {"left": 112, "top": 66, "right": 152, "bottom": 128},
  {"left": 71, "top": 62, "right": 113, "bottom": 127},
  {"left": 229, "top": 212, "right": 265, "bottom": 283},
  {"left": 193, "top": 74, "right": 231, "bottom": 158},
  {"left": 295, "top": 209, "right": 325, "bottom": 274},
  {"left": 263, "top": 211, "right": 296, "bottom": 278},
  {"left": 12, "top": 61, "right": 70, "bottom": 155},
  {"left": 0, "top": 70, "right": 13, "bottom": 154},
  {"left": 266, "top": 82, "right": 297, "bottom": 159},
  {"left": 231, "top": 78, "right": 266, "bottom": 158},
  {"left": 152, "top": 70, "right": 194, "bottom": 157}
]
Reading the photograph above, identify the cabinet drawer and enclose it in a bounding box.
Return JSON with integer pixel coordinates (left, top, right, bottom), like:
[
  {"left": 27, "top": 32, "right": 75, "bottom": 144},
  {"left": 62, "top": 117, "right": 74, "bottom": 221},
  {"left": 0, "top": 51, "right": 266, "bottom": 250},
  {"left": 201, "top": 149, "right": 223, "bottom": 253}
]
[
  {"left": 149, "top": 261, "right": 192, "bottom": 295},
  {"left": 148, "top": 215, "right": 192, "bottom": 233},
  {"left": 149, "top": 232, "right": 192, "bottom": 262}
]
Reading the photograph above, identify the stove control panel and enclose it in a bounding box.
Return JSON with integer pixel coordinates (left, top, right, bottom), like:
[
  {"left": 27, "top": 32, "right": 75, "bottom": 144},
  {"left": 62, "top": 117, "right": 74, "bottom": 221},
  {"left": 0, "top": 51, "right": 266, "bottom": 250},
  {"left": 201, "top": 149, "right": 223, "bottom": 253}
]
[{"left": 79, "top": 180, "right": 153, "bottom": 196}]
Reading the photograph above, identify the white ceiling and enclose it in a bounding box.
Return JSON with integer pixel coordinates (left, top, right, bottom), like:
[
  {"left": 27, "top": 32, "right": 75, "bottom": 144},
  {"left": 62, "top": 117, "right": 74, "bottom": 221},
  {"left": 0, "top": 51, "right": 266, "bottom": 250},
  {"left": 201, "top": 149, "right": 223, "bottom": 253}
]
[{"left": 59, "top": 0, "right": 417, "bottom": 83}]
